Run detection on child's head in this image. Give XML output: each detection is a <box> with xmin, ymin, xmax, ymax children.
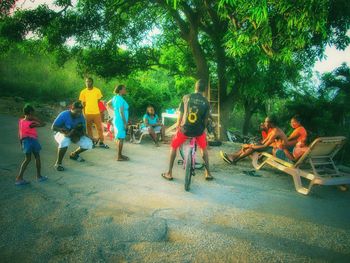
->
<box><xmin>290</xmin><ymin>115</ymin><xmax>302</xmax><ymax>129</ymax></box>
<box><xmin>23</xmin><ymin>104</ymin><xmax>35</xmax><ymax>116</ymax></box>
<box><xmin>259</xmin><ymin>122</ymin><xmax>267</xmax><ymax>131</ymax></box>
<box><xmin>146</xmin><ymin>105</ymin><xmax>155</xmax><ymax>115</ymax></box>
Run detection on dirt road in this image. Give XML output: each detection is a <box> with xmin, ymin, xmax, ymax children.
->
<box><xmin>1</xmin><ymin>114</ymin><xmax>350</xmax><ymax>262</ymax></box>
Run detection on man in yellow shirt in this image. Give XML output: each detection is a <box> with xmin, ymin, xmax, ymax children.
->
<box><xmin>79</xmin><ymin>77</ymin><xmax>109</xmax><ymax>148</ymax></box>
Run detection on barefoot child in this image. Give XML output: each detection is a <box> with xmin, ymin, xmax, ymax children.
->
<box><xmin>16</xmin><ymin>104</ymin><xmax>47</xmax><ymax>185</ymax></box>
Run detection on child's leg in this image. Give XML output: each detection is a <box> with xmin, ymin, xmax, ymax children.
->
<box><xmin>148</xmin><ymin>127</ymin><xmax>159</xmax><ymax>145</ymax></box>
<box><xmin>227</xmin><ymin>149</ymin><xmax>242</xmax><ymax>160</ymax></box>
<box><xmin>284</xmin><ymin>149</ymin><xmax>295</xmax><ymax>161</ymax></box>
<box><xmin>33</xmin><ymin>152</ymin><xmax>42</xmax><ymax>178</ymax></box>
<box><xmin>56</xmin><ymin>147</ymin><xmax>68</xmax><ymax>165</ymax></box>
<box><xmin>17</xmin><ymin>153</ymin><xmax>31</xmax><ymax>181</ymax></box>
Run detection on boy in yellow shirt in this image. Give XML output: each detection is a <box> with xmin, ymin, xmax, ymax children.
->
<box><xmin>79</xmin><ymin>77</ymin><xmax>109</xmax><ymax>148</ymax></box>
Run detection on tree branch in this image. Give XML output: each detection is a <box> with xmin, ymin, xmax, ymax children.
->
<box><xmin>153</xmin><ymin>0</ymin><xmax>190</xmax><ymax>40</ymax></box>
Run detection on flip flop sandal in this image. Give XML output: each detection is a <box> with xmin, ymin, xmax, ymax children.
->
<box><xmin>220</xmin><ymin>151</ymin><xmax>233</xmax><ymax>164</ymax></box>
<box><xmin>69</xmin><ymin>154</ymin><xmax>85</xmax><ymax>162</ymax></box>
<box><xmin>92</xmin><ymin>139</ymin><xmax>100</xmax><ymax>148</ymax></box>
<box><xmin>121</xmin><ymin>155</ymin><xmax>129</xmax><ymax>161</ymax></box>
<box><xmin>205</xmin><ymin>175</ymin><xmax>214</xmax><ymax>181</ymax></box>
<box><xmin>37</xmin><ymin>176</ymin><xmax>48</xmax><ymax>182</ymax></box>
<box><xmin>248</xmin><ymin>170</ymin><xmax>261</xmax><ymax>177</ymax></box>
<box><xmin>161</xmin><ymin>173</ymin><xmax>173</xmax><ymax>181</ymax></box>
<box><xmin>15</xmin><ymin>180</ymin><xmax>30</xmax><ymax>186</ymax></box>
<box><xmin>243</xmin><ymin>170</ymin><xmax>261</xmax><ymax>177</ymax></box>
<box><xmin>54</xmin><ymin>164</ymin><xmax>65</xmax><ymax>171</ymax></box>
<box><xmin>243</xmin><ymin>171</ymin><xmax>250</xmax><ymax>176</ymax></box>
<box><xmin>99</xmin><ymin>143</ymin><xmax>110</xmax><ymax>149</ymax></box>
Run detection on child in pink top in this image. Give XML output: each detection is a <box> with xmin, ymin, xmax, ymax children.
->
<box><xmin>16</xmin><ymin>104</ymin><xmax>47</xmax><ymax>186</ymax></box>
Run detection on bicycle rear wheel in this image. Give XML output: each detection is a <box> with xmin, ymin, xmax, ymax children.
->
<box><xmin>184</xmin><ymin>148</ymin><xmax>193</xmax><ymax>191</ymax></box>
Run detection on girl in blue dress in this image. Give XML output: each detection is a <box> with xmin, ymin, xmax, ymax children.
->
<box><xmin>107</xmin><ymin>85</ymin><xmax>129</xmax><ymax>161</ymax></box>
<box><xmin>141</xmin><ymin>105</ymin><xmax>165</xmax><ymax>146</ymax></box>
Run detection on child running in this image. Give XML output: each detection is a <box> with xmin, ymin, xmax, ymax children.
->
<box><xmin>16</xmin><ymin>104</ymin><xmax>47</xmax><ymax>185</ymax></box>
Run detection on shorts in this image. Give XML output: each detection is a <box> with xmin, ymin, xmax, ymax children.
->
<box><xmin>275</xmin><ymin>149</ymin><xmax>293</xmax><ymax>163</ymax></box>
<box><xmin>54</xmin><ymin>132</ymin><xmax>93</xmax><ymax>149</ymax></box>
<box><xmin>256</xmin><ymin>146</ymin><xmax>273</xmax><ymax>154</ymax></box>
<box><xmin>171</xmin><ymin>130</ymin><xmax>207</xmax><ymax>150</ymax></box>
<box><xmin>21</xmin><ymin>137</ymin><xmax>41</xmax><ymax>154</ymax></box>
<box><xmin>141</xmin><ymin>126</ymin><xmax>162</xmax><ymax>133</ymax></box>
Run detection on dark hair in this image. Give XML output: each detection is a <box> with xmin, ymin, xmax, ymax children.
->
<box><xmin>72</xmin><ymin>101</ymin><xmax>84</xmax><ymax>109</ymax></box>
<box><xmin>23</xmin><ymin>104</ymin><xmax>34</xmax><ymax>115</ymax></box>
<box><xmin>195</xmin><ymin>79</ymin><xmax>207</xmax><ymax>92</ymax></box>
<box><xmin>267</xmin><ymin>115</ymin><xmax>278</xmax><ymax>125</ymax></box>
<box><xmin>114</xmin><ymin>84</ymin><xmax>125</xmax><ymax>94</ymax></box>
<box><xmin>86</xmin><ymin>77</ymin><xmax>93</xmax><ymax>83</ymax></box>
<box><xmin>291</xmin><ymin>115</ymin><xmax>302</xmax><ymax>124</ymax></box>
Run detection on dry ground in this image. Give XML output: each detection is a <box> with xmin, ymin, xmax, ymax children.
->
<box><xmin>1</xmin><ymin>114</ymin><xmax>350</xmax><ymax>263</ymax></box>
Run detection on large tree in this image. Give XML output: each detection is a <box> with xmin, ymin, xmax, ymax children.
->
<box><xmin>1</xmin><ymin>0</ymin><xmax>349</xmax><ymax>135</ymax></box>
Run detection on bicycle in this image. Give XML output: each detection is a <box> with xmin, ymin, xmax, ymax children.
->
<box><xmin>226</xmin><ymin>129</ymin><xmax>260</xmax><ymax>144</ymax></box>
<box><xmin>178</xmin><ymin>138</ymin><xmax>201</xmax><ymax>191</ymax></box>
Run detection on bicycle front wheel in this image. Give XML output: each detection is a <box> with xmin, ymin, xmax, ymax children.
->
<box><xmin>184</xmin><ymin>148</ymin><xmax>193</xmax><ymax>191</ymax></box>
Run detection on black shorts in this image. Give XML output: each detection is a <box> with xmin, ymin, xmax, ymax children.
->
<box><xmin>255</xmin><ymin>146</ymin><xmax>273</xmax><ymax>154</ymax></box>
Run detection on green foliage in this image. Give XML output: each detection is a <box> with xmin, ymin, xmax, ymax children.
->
<box><xmin>220</xmin><ymin>0</ymin><xmax>349</xmax><ymax>62</ymax></box>
<box><xmin>0</xmin><ymin>42</ymin><xmax>193</xmax><ymax>120</ymax></box>
<box><xmin>110</xmin><ymin>69</ymin><xmax>194</xmax><ymax>119</ymax></box>
<box><xmin>0</xmin><ymin>0</ymin><xmax>18</xmax><ymax>17</ymax></box>
<box><xmin>0</xmin><ymin>0</ymin><xmax>349</xmax><ymax>165</ymax></box>
<box><xmin>0</xmin><ymin>41</ymin><xmax>118</xmax><ymax>101</ymax></box>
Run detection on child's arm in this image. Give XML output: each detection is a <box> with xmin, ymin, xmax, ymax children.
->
<box><xmin>30</xmin><ymin>121</ymin><xmax>46</xmax><ymax>128</ymax></box>
<box><xmin>106</xmin><ymin>99</ymin><xmax>113</xmax><ymax>110</ymax></box>
<box><xmin>52</xmin><ymin>125</ymin><xmax>69</xmax><ymax>135</ymax></box>
<box><xmin>29</xmin><ymin>117</ymin><xmax>46</xmax><ymax>128</ymax></box>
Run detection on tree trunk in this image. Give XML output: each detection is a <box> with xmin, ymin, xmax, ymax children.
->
<box><xmin>214</xmin><ymin>39</ymin><xmax>227</xmax><ymax>101</ymax></box>
<box><xmin>187</xmin><ymin>28</ymin><xmax>209</xmax><ymax>85</ymax></box>
<box><xmin>219</xmin><ymin>91</ymin><xmax>235</xmax><ymax>139</ymax></box>
<box><xmin>242</xmin><ymin>101</ymin><xmax>255</xmax><ymax>135</ymax></box>
<box><xmin>165</xmin><ymin>3</ymin><xmax>210</xmax><ymax>86</ymax></box>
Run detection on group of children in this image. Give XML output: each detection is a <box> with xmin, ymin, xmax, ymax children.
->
<box><xmin>15</xmin><ymin>102</ymin><xmax>307</xmax><ymax>185</ymax></box>
<box><xmin>15</xmin><ymin>101</ymin><xmax>166</xmax><ymax>185</ymax></box>
<box><xmin>220</xmin><ymin>115</ymin><xmax>309</xmax><ymax>165</ymax></box>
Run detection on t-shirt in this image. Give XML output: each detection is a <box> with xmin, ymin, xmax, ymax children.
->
<box><xmin>179</xmin><ymin>93</ymin><xmax>209</xmax><ymax>137</ymax></box>
<box><xmin>19</xmin><ymin>119</ymin><xmax>38</xmax><ymax>139</ymax></box>
<box><xmin>79</xmin><ymin>87</ymin><xmax>103</xmax><ymax>114</ymax></box>
<box><xmin>261</xmin><ymin>130</ymin><xmax>268</xmax><ymax>140</ymax></box>
<box><xmin>98</xmin><ymin>101</ymin><xmax>107</xmax><ymax>112</ymax></box>
<box><xmin>112</xmin><ymin>95</ymin><xmax>129</xmax><ymax>124</ymax></box>
<box><xmin>290</xmin><ymin>126</ymin><xmax>307</xmax><ymax>143</ymax></box>
<box><xmin>261</xmin><ymin>128</ymin><xmax>272</xmax><ymax>140</ymax></box>
<box><xmin>141</xmin><ymin>114</ymin><xmax>159</xmax><ymax>128</ymax></box>
<box><xmin>52</xmin><ymin>110</ymin><xmax>86</xmax><ymax>131</ymax></box>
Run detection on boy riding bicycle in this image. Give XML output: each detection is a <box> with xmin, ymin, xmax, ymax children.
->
<box><xmin>161</xmin><ymin>79</ymin><xmax>213</xmax><ymax>181</ymax></box>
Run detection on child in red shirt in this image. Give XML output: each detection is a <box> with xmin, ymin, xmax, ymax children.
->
<box><xmin>16</xmin><ymin>104</ymin><xmax>47</xmax><ymax>185</ymax></box>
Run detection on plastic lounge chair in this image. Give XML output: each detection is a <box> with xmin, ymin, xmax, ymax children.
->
<box><xmin>251</xmin><ymin>136</ymin><xmax>350</xmax><ymax>195</ymax></box>
<box><xmin>132</xmin><ymin>124</ymin><xmax>161</xmax><ymax>144</ymax></box>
